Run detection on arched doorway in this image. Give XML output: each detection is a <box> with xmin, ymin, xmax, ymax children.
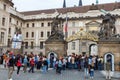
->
<box><xmin>89</xmin><ymin>44</ymin><xmax>98</xmax><ymax>56</ymax></box>
<box><xmin>104</xmin><ymin>53</ymin><xmax>114</xmax><ymax>71</ymax></box>
<box><xmin>48</xmin><ymin>52</ymin><xmax>57</xmax><ymax>59</ymax></box>
<box><xmin>48</xmin><ymin>51</ymin><xmax>57</xmax><ymax>68</ymax></box>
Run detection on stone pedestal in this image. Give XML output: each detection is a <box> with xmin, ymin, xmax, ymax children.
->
<box><xmin>45</xmin><ymin>41</ymin><xmax>67</xmax><ymax>58</ymax></box>
<box><xmin>98</xmin><ymin>41</ymin><xmax>120</xmax><ymax>71</ymax></box>
<box><xmin>45</xmin><ymin>15</ymin><xmax>66</xmax><ymax>58</ymax></box>
<box><xmin>11</xmin><ymin>48</ymin><xmax>22</xmax><ymax>55</ymax></box>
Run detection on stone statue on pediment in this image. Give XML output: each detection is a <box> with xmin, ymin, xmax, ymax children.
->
<box><xmin>12</xmin><ymin>27</ymin><xmax>22</xmax><ymax>42</ymax></box>
<box><xmin>15</xmin><ymin>27</ymin><xmax>21</xmax><ymax>34</ymax></box>
<box><xmin>51</xmin><ymin>14</ymin><xmax>60</xmax><ymax>35</ymax></box>
<box><xmin>46</xmin><ymin>14</ymin><xmax>64</xmax><ymax>42</ymax></box>
<box><xmin>98</xmin><ymin>13</ymin><xmax>116</xmax><ymax>39</ymax></box>
<box><xmin>11</xmin><ymin>27</ymin><xmax>22</xmax><ymax>50</ymax></box>
<box><xmin>89</xmin><ymin>3</ymin><xmax>98</xmax><ymax>10</ymax></box>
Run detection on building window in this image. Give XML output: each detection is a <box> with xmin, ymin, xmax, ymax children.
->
<box><xmin>32</xmin><ymin>32</ymin><xmax>34</xmax><ymax>37</ymax></box>
<box><xmin>26</xmin><ymin>32</ymin><xmax>28</xmax><ymax>38</ymax></box>
<box><xmin>7</xmin><ymin>39</ymin><xmax>11</xmax><ymax>47</ymax></box>
<box><xmin>26</xmin><ymin>23</ymin><xmax>29</xmax><ymax>27</ymax></box>
<box><xmin>30</xmin><ymin>52</ymin><xmax>33</xmax><ymax>55</ymax></box>
<box><xmin>79</xmin><ymin>22</ymin><xmax>84</xmax><ymax>26</ymax></box>
<box><xmin>40</xmin><ymin>42</ymin><xmax>43</xmax><ymax>49</ymax></box>
<box><xmin>48</xmin><ymin>22</ymin><xmax>51</xmax><ymax>26</ymax></box>
<box><xmin>2</xmin><ymin>18</ymin><xmax>5</xmax><ymax>26</ymax></box>
<box><xmin>31</xmin><ymin>41</ymin><xmax>34</xmax><ymax>49</ymax></box>
<box><xmin>17</xmin><ymin>21</ymin><xmax>18</xmax><ymax>25</ymax></box>
<box><xmin>41</xmin><ymin>32</ymin><xmax>44</xmax><ymax>37</ymax></box>
<box><xmin>25</xmin><ymin>42</ymin><xmax>28</xmax><ymax>49</ymax></box>
<box><xmin>9</xmin><ymin>18</ymin><xmax>12</xmax><ymax>23</ymax></box>
<box><xmin>3</xmin><ymin>4</ymin><xmax>6</xmax><ymax>10</ymax></box>
<box><xmin>21</xmin><ymin>23</ymin><xmax>22</xmax><ymax>27</ymax></box>
<box><xmin>32</xmin><ymin>23</ymin><xmax>35</xmax><ymax>27</ymax></box>
<box><xmin>25</xmin><ymin>52</ymin><xmax>27</xmax><ymax>55</ymax></box>
<box><xmin>1</xmin><ymin>32</ymin><xmax>4</xmax><ymax>43</ymax></box>
<box><xmin>82</xmin><ymin>42</ymin><xmax>86</xmax><ymax>46</ymax></box>
<box><xmin>72</xmin><ymin>31</ymin><xmax>75</xmax><ymax>35</ymax></box>
<box><xmin>72</xmin><ymin>42</ymin><xmax>75</xmax><ymax>50</ymax></box>
<box><xmin>8</xmin><ymin>28</ymin><xmax>11</xmax><ymax>34</ymax></box>
<box><xmin>47</xmin><ymin>31</ymin><xmax>50</xmax><ymax>37</ymax></box>
<box><xmin>41</xmin><ymin>23</ymin><xmax>44</xmax><ymax>27</ymax></box>
<box><xmin>72</xmin><ymin>22</ymin><xmax>75</xmax><ymax>27</ymax></box>
<box><xmin>39</xmin><ymin>52</ymin><xmax>43</xmax><ymax>56</ymax></box>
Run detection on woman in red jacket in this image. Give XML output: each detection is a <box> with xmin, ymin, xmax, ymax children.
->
<box><xmin>28</xmin><ymin>58</ymin><xmax>35</xmax><ymax>73</ymax></box>
<box><xmin>16</xmin><ymin>58</ymin><xmax>22</xmax><ymax>75</ymax></box>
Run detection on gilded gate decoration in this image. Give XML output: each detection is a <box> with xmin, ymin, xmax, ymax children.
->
<box><xmin>66</xmin><ymin>28</ymin><xmax>98</xmax><ymax>42</ymax></box>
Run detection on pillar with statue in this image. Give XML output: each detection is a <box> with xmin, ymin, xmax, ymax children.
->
<box><xmin>98</xmin><ymin>10</ymin><xmax>120</xmax><ymax>71</ymax></box>
<box><xmin>11</xmin><ymin>27</ymin><xmax>23</xmax><ymax>55</ymax></box>
<box><xmin>45</xmin><ymin>14</ymin><xmax>67</xmax><ymax>59</ymax></box>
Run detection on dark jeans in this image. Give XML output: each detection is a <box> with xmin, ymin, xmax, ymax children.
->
<box><xmin>90</xmin><ymin>70</ymin><xmax>94</xmax><ymax>77</ymax></box>
<box><xmin>29</xmin><ymin>66</ymin><xmax>34</xmax><ymax>73</ymax></box>
<box><xmin>58</xmin><ymin>67</ymin><xmax>62</xmax><ymax>73</ymax></box>
<box><xmin>17</xmin><ymin>66</ymin><xmax>21</xmax><ymax>74</ymax></box>
<box><xmin>98</xmin><ymin>65</ymin><xmax>102</xmax><ymax>70</ymax></box>
<box><xmin>56</xmin><ymin>67</ymin><xmax>62</xmax><ymax>74</ymax></box>
<box><xmin>72</xmin><ymin>64</ymin><xmax>75</xmax><ymax>69</ymax></box>
<box><xmin>68</xmin><ymin>62</ymin><xmax>72</xmax><ymax>69</ymax></box>
<box><xmin>62</xmin><ymin>64</ymin><xmax>66</xmax><ymax>70</ymax></box>
<box><xmin>42</xmin><ymin>65</ymin><xmax>47</xmax><ymax>73</ymax></box>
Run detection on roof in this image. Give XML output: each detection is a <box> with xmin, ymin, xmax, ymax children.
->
<box><xmin>20</xmin><ymin>2</ymin><xmax>120</xmax><ymax>16</ymax></box>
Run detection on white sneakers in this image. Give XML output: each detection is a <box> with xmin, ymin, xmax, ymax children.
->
<box><xmin>8</xmin><ymin>78</ymin><xmax>12</xmax><ymax>80</ymax></box>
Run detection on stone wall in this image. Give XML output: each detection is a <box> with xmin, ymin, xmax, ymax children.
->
<box><xmin>98</xmin><ymin>41</ymin><xmax>120</xmax><ymax>71</ymax></box>
<box><xmin>45</xmin><ymin>41</ymin><xmax>67</xmax><ymax>58</ymax></box>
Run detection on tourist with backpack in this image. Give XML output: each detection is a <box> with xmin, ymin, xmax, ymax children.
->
<box><xmin>42</xmin><ymin>57</ymin><xmax>48</xmax><ymax>73</ymax></box>
<box><xmin>89</xmin><ymin>60</ymin><xmax>95</xmax><ymax>79</ymax></box>
<box><xmin>84</xmin><ymin>57</ymin><xmax>89</xmax><ymax>78</ymax></box>
<box><xmin>8</xmin><ymin>52</ymin><xmax>15</xmax><ymax>80</ymax></box>
<box><xmin>23</xmin><ymin>56</ymin><xmax>28</xmax><ymax>73</ymax></box>
<box><xmin>57</xmin><ymin>59</ymin><xmax>62</xmax><ymax>74</ymax></box>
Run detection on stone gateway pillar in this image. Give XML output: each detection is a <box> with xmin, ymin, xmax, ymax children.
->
<box><xmin>98</xmin><ymin>13</ymin><xmax>120</xmax><ymax>71</ymax></box>
<box><xmin>45</xmin><ymin>41</ymin><xmax>67</xmax><ymax>58</ymax></box>
<box><xmin>98</xmin><ymin>41</ymin><xmax>120</xmax><ymax>71</ymax></box>
<box><xmin>45</xmin><ymin>14</ymin><xmax>67</xmax><ymax>58</ymax></box>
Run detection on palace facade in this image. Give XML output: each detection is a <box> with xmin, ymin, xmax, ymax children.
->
<box><xmin>0</xmin><ymin>0</ymin><xmax>120</xmax><ymax>56</ymax></box>
<box><xmin>0</xmin><ymin>0</ymin><xmax>120</xmax><ymax>71</ymax></box>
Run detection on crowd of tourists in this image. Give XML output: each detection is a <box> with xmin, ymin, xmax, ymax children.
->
<box><xmin>0</xmin><ymin>51</ymin><xmax>112</xmax><ymax>80</ymax></box>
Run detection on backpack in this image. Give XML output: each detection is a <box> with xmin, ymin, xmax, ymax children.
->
<box><xmin>7</xmin><ymin>58</ymin><xmax>10</xmax><ymax>66</ymax></box>
<box><xmin>24</xmin><ymin>58</ymin><xmax>28</xmax><ymax>64</ymax></box>
<box><xmin>91</xmin><ymin>61</ymin><xmax>94</xmax><ymax>67</ymax></box>
<box><xmin>58</xmin><ymin>61</ymin><xmax>62</xmax><ymax>67</ymax></box>
<box><xmin>88</xmin><ymin>58</ymin><xmax>92</xmax><ymax>65</ymax></box>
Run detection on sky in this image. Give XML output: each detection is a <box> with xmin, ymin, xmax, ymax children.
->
<box><xmin>12</xmin><ymin>0</ymin><xmax>119</xmax><ymax>12</ymax></box>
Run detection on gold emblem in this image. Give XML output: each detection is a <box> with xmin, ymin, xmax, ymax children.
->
<box><xmin>66</xmin><ymin>28</ymin><xmax>98</xmax><ymax>42</ymax></box>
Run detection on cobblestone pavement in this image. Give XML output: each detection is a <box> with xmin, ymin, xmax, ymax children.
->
<box><xmin>0</xmin><ymin>69</ymin><xmax>119</xmax><ymax>80</ymax></box>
